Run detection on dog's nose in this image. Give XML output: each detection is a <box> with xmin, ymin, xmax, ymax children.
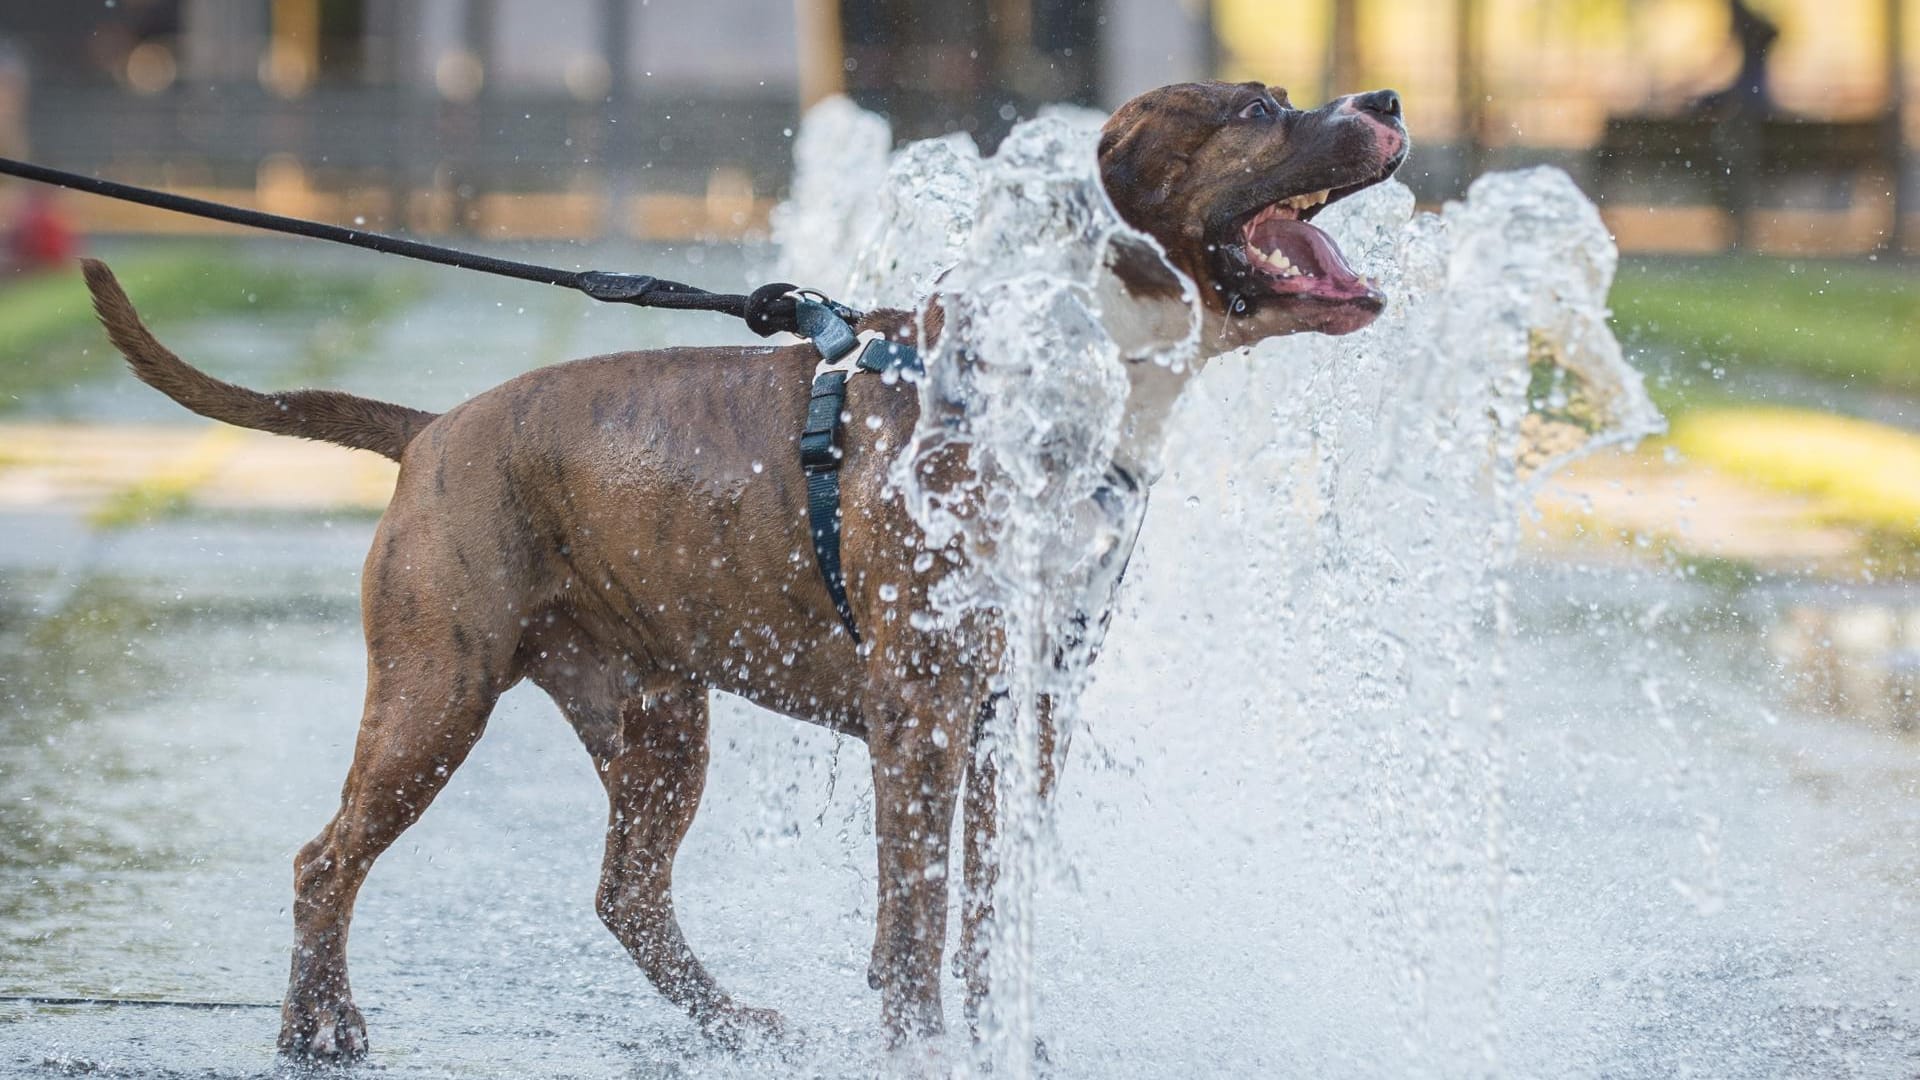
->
<box><xmin>1355</xmin><ymin>89</ymin><xmax>1402</xmax><ymax>120</ymax></box>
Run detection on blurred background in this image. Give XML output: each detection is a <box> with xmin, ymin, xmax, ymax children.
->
<box><xmin>1</xmin><ymin>6</ymin><xmax>1918</xmax><ymax>1076</ymax></box>
<box><xmin>1</xmin><ymin>0</ymin><xmax>1913</xmax><ymax>567</ymax></box>
<box><xmin>0</xmin><ymin>0</ymin><xmax>1912</xmax><ymax>252</ymax></box>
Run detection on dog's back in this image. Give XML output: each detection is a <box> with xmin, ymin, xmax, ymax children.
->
<box><xmin>381</xmin><ymin>343</ymin><xmax>893</xmax><ymax>723</ymax></box>
<box><xmin>86</xmin><ymin>256</ymin><xmax>920</xmax><ymax>727</ymax></box>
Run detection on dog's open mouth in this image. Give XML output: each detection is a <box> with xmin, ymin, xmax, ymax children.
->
<box><xmin>1234</xmin><ymin>180</ymin><xmax>1381</xmax><ymax>305</ymax></box>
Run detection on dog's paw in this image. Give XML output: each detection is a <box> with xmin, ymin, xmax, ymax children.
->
<box><xmin>278</xmin><ymin>999</ymin><xmax>368</xmax><ymax>1061</ymax></box>
<box><xmin>697</xmin><ymin>1002</ymin><xmax>789</xmax><ymax>1051</ymax></box>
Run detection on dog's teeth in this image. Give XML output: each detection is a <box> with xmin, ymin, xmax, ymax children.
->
<box><xmin>1250</xmin><ymin>246</ymin><xmax>1302</xmax><ymax>276</ymax></box>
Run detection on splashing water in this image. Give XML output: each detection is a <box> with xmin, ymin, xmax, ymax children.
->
<box><xmin>770</xmin><ymin>95</ymin><xmax>894</xmax><ymax>296</ymax></box>
<box><xmin>890</xmin><ymin>116</ymin><xmax>1196</xmax><ymax>1073</ymax></box>
<box><xmin>1146</xmin><ymin>167</ymin><xmax>1663</xmax><ymax>1074</ymax></box>
<box><xmin>776</xmin><ymin>103</ymin><xmax>1659</xmax><ymax>1076</ymax></box>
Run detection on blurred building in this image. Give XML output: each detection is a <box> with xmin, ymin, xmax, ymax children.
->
<box><xmin>0</xmin><ymin>0</ymin><xmax>1910</xmax><ymax>252</ymax></box>
<box><xmin>0</xmin><ymin>1</ymin><xmax>804</xmax><ymax>239</ymax></box>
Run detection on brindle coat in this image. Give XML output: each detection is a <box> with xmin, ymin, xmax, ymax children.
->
<box><xmin>80</xmin><ymin>80</ymin><xmax>1406</xmax><ymax>1057</ymax></box>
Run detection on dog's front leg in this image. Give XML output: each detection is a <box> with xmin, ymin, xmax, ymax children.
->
<box><xmin>865</xmin><ymin>680</ymin><xmax>972</xmax><ymax>1042</ymax></box>
<box><xmin>958</xmin><ymin>703</ymin><xmax>997</xmax><ymax>1035</ymax></box>
<box><xmin>958</xmin><ymin>692</ymin><xmax>1066</xmax><ymax>1036</ymax></box>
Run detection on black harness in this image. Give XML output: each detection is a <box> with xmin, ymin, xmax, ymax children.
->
<box><xmin>794</xmin><ymin>302</ymin><xmax>1145</xmax><ymax>653</ymax></box>
<box><xmin>790</xmin><ymin>297</ymin><xmax>923</xmax><ymax>642</ymax></box>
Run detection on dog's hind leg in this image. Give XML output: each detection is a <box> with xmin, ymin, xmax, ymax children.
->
<box><xmin>280</xmin><ymin>643</ymin><xmax>507</xmax><ymax>1058</ymax></box>
<box><xmin>281</xmin><ymin>521</ymin><xmax>520</xmax><ymax>1059</ymax></box>
<box><xmin>590</xmin><ymin>683</ymin><xmax>785</xmax><ymax>1044</ymax></box>
<box><xmin>520</xmin><ymin>610</ymin><xmax>777</xmax><ymax>1044</ymax></box>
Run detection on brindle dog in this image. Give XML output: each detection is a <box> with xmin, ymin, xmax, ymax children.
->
<box><xmin>81</xmin><ymin>80</ymin><xmax>1406</xmax><ymax>1058</ymax></box>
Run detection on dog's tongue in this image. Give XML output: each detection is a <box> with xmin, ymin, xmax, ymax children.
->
<box><xmin>1250</xmin><ymin>216</ymin><xmax>1362</xmax><ymax>287</ymax></box>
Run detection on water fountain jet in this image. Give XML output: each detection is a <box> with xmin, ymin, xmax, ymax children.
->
<box><xmin>775</xmin><ymin>96</ymin><xmax>1661</xmax><ymax>1077</ymax></box>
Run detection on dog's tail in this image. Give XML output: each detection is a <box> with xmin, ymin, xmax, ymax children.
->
<box><xmin>82</xmin><ymin>258</ymin><xmax>438</xmax><ymax>462</ymax></box>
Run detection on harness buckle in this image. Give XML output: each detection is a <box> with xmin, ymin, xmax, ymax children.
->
<box><xmin>813</xmin><ymin>340</ymin><xmax>868</xmax><ymax>382</ymax></box>
<box><xmin>814</xmin><ymin>333</ymin><xmax>924</xmax><ymax>382</ymax></box>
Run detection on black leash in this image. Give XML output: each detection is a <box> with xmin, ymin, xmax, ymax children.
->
<box><xmin>0</xmin><ymin>993</ymin><xmax>280</xmax><ymax>1010</ymax></box>
<box><xmin>0</xmin><ymin>155</ymin><xmax>860</xmax><ymax>337</ymax></box>
<box><xmin>0</xmin><ymin>154</ymin><xmax>918</xmax><ymax>641</ymax></box>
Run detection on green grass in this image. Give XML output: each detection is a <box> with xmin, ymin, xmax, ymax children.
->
<box><xmin>88</xmin><ymin>484</ymin><xmax>195</xmax><ymax>530</ymax></box>
<box><xmin>0</xmin><ymin>247</ymin><xmax>410</xmax><ymax>406</ymax></box>
<box><xmin>1610</xmin><ymin>257</ymin><xmax>1920</xmax><ymax>406</ymax></box>
<box><xmin>1666</xmin><ymin>551</ymin><xmax>1765</xmax><ymax>591</ymax></box>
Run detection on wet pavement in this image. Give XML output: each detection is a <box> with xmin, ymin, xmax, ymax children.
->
<box><xmin>1</xmin><ymin>242</ymin><xmax>1917</xmax><ymax>1077</ymax></box>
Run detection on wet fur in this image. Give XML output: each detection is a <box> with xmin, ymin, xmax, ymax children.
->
<box><xmin>80</xmin><ymin>79</ymin><xmax>1405</xmax><ymax>1058</ymax></box>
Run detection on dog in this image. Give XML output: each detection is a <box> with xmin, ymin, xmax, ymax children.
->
<box><xmin>80</xmin><ymin>80</ymin><xmax>1406</xmax><ymax>1058</ymax></box>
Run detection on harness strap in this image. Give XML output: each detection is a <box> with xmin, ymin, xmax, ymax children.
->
<box><xmin>798</xmin><ymin>321</ymin><xmax>923</xmax><ymax>643</ymax></box>
<box><xmin>802</xmin><ymin>368</ymin><xmax>857</xmax><ymax>637</ymax></box>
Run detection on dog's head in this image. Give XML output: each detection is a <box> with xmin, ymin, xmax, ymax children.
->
<box><xmin>1099</xmin><ymin>80</ymin><xmax>1408</xmax><ymax>344</ymax></box>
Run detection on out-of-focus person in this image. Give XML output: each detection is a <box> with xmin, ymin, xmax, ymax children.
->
<box><xmin>0</xmin><ymin>34</ymin><xmax>77</xmax><ymax>277</ymax></box>
<box><xmin>1689</xmin><ymin>0</ymin><xmax>1782</xmax><ymax>120</ymax></box>
<box><xmin>8</xmin><ymin>188</ymin><xmax>77</xmax><ymax>273</ymax></box>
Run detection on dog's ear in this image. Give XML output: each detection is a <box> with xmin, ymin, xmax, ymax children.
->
<box><xmin>1099</xmin><ymin>98</ymin><xmax>1184</xmax><ymax>215</ymax></box>
<box><xmin>1098</xmin><ymin>83</ymin><xmax>1231</xmax><ymax>225</ymax></box>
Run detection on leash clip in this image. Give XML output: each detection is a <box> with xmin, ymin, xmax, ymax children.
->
<box><xmin>787</xmin><ymin>287</ymin><xmax>865</xmax><ymax>330</ymax></box>
<box><xmin>791</xmin><ymin>295</ymin><xmax>859</xmax><ymax>365</ymax></box>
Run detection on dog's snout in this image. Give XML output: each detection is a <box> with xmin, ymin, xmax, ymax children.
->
<box><xmin>1355</xmin><ymin>89</ymin><xmax>1402</xmax><ymax>120</ymax></box>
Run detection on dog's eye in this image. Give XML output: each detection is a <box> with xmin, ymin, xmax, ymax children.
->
<box><xmin>1238</xmin><ymin>99</ymin><xmax>1274</xmax><ymax>121</ymax></box>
